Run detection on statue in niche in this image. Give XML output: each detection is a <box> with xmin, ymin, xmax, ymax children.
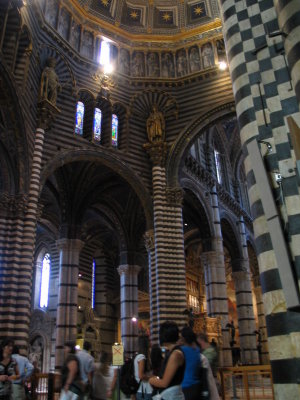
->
<box><xmin>147</xmin><ymin>52</ymin><xmax>159</xmax><ymax>77</ymax></box>
<box><xmin>146</xmin><ymin>105</ymin><xmax>165</xmax><ymax>143</ymax></box>
<box><xmin>70</xmin><ymin>21</ymin><xmax>80</xmax><ymax>51</ymax></box>
<box><xmin>58</xmin><ymin>8</ymin><xmax>70</xmax><ymax>40</ymax></box>
<box><xmin>46</xmin><ymin>0</ymin><xmax>58</xmax><ymax>28</ymax></box>
<box><xmin>132</xmin><ymin>52</ymin><xmax>145</xmax><ymax>77</ymax></box>
<box><xmin>39</xmin><ymin>57</ymin><xmax>61</xmax><ymax>106</ymax></box>
<box><xmin>176</xmin><ymin>50</ymin><xmax>187</xmax><ymax>77</ymax></box>
<box><xmin>189</xmin><ymin>47</ymin><xmax>201</xmax><ymax>72</ymax></box>
<box><xmin>119</xmin><ymin>48</ymin><xmax>130</xmax><ymax>75</ymax></box>
<box><xmin>161</xmin><ymin>52</ymin><xmax>174</xmax><ymax>78</ymax></box>
<box><xmin>202</xmin><ymin>42</ymin><xmax>214</xmax><ymax>68</ymax></box>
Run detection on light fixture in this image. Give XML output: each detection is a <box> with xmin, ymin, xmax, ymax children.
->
<box><xmin>78</xmin><ymin>273</ymin><xmax>82</xmax><ymax>277</ymax></box>
<box><xmin>218</xmin><ymin>61</ymin><xmax>228</xmax><ymax>71</ymax></box>
<box><xmin>184</xmin><ymin>223</ymin><xmax>188</xmax><ymax>226</ymax></box>
<box><xmin>131</xmin><ymin>316</ymin><xmax>137</xmax><ymax>322</ymax></box>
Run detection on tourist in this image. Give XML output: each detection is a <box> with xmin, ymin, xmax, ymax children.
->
<box><xmin>149</xmin><ymin>321</ymin><xmax>185</xmax><ymax>400</ymax></box>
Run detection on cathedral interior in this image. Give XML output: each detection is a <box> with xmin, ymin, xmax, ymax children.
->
<box><xmin>1</xmin><ymin>0</ymin><xmax>300</xmax><ymax>398</ymax></box>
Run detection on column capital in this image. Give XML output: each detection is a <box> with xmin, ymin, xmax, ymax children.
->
<box><xmin>143</xmin><ymin>141</ymin><xmax>169</xmax><ymax>167</ymax></box>
<box><xmin>0</xmin><ymin>193</ymin><xmax>28</xmax><ymax>216</ymax></box>
<box><xmin>144</xmin><ymin>229</ymin><xmax>155</xmax><ymax>252</ymax></box>
<box><xmin>118</xmin><ymin>265</ymin><xmax>142</xmax><ymax>276</ymax></box>
<box><xmin>56</xmin><ymin>238</ymin><xmax>84</xmax><ymax>252</ymax></box>
<box><xmin>37</xmin><ymin>100</ymin><xmax>60</xmax><ymax>130</ymax></box>
<box><xmin>166</xmin><ymin>186</ymin><xmax>183</xmax><ymax>207</ymax></box>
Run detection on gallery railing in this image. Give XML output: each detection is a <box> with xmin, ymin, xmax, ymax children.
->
<box><xmin>219</xmin><ymin>365</ymin><xmax>274</xmax><ymax>400</ymax></box>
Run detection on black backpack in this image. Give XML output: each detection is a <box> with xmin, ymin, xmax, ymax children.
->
<box><xmin>119</xmin><ymin>357</ymin><xmax>140</xmax><ymax>395</ymax></box>
<box><xmin>198</xmin><ymin>355</ymin><xmax>210</xmax><ymax>400</ymax></box>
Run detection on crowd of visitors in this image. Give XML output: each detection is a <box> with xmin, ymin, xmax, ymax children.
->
<box><xmin>59</xmin><ymin>321</ymin><xmax>219</xmax><ymax>400</ymax></box>
<box><xmin>0</xmin><ymin>321</ymin><xmax>219</xmax><ymax>400</ymax></box>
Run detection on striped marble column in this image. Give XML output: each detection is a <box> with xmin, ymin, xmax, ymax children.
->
<box><xmin>94</xmin><ymin>253</ymin><xmax>108</xmax><ymax>319</ymax></box>
<box><xmin>201</xmin><ymin>250</ymin><xmax>232</xmax><ymax>367</ymax></box>
<box><xmin>232</xmin><ymin>268</ymin><xmax>258</xmax><ymax>365</ymax></box>
<box><xmin>145</xmin><ymin>141</ymin><xmax>187</xmax><ymax>339</ymax></box>
<box><xmin>274</xmin><ymin>1</ymin><xmax>300</xmax><ymax>106</ymax></box>
<box><xmin>144</xmin><ymin>229</ymin><xmax>157</xmax><ymax>342</ymax></box>
<box><xmin>253</xmin><ymin>282</ymin><xmax>269</xmax><ymax>365</ymax></box>
<box><xmin>55</xmin><ymin>238</ymin><xmax>83</xmax><ymax>370</ymax></box>
<box><xmin>0</xmin><ymin>194</ymin><xmax>26</xmax><ymax>345</ymax></box>
<box><xmin>232</xmin><ymin>217</ymin><xmax>258</xmax><ymax>364</ymax></box>
<box><xmin>219</xmin><ymin>0</ymin><xmax>300</xmax><ymax>396</ymax></box>
<box><xmin>118</xmin><ymin>264</ymin><xmax>141</xmax><ymax>357</ymax></box>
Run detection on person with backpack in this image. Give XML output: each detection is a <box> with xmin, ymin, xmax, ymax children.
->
<box><xmin>134</xmin><ymin>340</ymin><xmax>153</xmax><ymax>400</ymax></box>
<box><xmin>148</xmin><ymin>321</ymin><xmax>185</xmax><ymax>400</ymax></box>
<box><xmin>118</xmin><ymin>356</ymin><xmax>139</xmax><ymax>399</ymax></box>
<box><xmin>180</xmin><ymin>327</ymin><xmax>219</xmax><ymax>400</ymax></box>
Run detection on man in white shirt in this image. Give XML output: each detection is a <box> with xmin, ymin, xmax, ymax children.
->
<box><xmin>76</xmin><ymin>341</ymin><xmax>94</xmax><ymax>399</ymax></box>
<box><xmin>12</xmin><ymin>346</ymin><xmax>34</xmax><ymax>400</ymax></box>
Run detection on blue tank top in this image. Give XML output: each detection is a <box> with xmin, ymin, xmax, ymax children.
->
<box><xmin>181</xmin><ymin>346</ymin><xmax>201</xmax><ymax>388</ymax></box>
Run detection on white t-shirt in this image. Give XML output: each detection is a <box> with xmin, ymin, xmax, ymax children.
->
<box><xmin>134</xmin><ymin>354</ymin><xmax>153</xmax><ymax>394</ymax></box>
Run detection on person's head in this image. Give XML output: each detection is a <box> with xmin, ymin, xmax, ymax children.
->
<box><xmin>100</xmin><ymin>351</ymin><xmax>109</xmax><ymax>365</ymax></box>
<box><xmin>0</xmin><ymin>338</ymin><xmax>14</xmax><ymax>360</ymax></box>
<box><xmin>83</xmin><ymin>341</ymin><xmax>91</xmax><ymax>352</ymax></box>
<box><xmin>196</xmin><ymin>333</ymin><xmax>209</xmax><ymax>349</ymax></box>
<box><xmin>159</xmin><ymin>321</ymin><xmax>179</xmax><ymax>346</ymax></box>
<box><xmin>64</xmin><ymin>341</ymin><xmax>76</xmax><ymax>355</ymax></box>
<box><xmin>180</xmin><ymin>326</ymin><xmax>196</xmax><ymax>345</ymax></box>
<box><xmin>12</xmin><ymin>345</ymin><xmax>20</xmax><ymax>355</ymax></box>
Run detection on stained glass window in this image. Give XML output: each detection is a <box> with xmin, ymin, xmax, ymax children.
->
<box><xmin>112</xmin><ymin>113</ymin><xmax>118</xmax><ymax>146</ymax></box>
<box><xmin>214</xmin><ymin>149</ymin><xmax>222</xmax><ymax>184</ymax></box>
<box><xmin>75</xmin><ymin>101</ymin><xmax>84</xmax><ymax>135</ymax></box>
<box><xmin>92</xmin><ymin>259</ymin><xmax>95</xmax><ymax>309</ymax></box>
<box><xmin>40</xmin><ymin>253</ymin><xmax>50</xmax><ymax>308</ymax></box>
<box><xmin>93</xmin><ymin>108</ymin><xmax>102</xmax><ymax>142</ymax></box>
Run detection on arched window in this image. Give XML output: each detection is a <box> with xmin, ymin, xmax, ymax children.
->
<box><xmin>93</xmin><ymin>107</ymin><xmax>102</xmax><ymax>142</ymax></box>
<box><xmin>75</xmin><ymin>101</ymin><xmax>84</xmax><ymax>135</ymax></box>
<box><xmin>112</xmin><ymin>113</ymin><xmax>118</xmax><ymax>146</ymax></box>
<box><xmin>214</xmin><ymin>149</ymin><xmax>223</xmax><ymax>184</ymax></box>
<box><xmin>91</xmin><ymin>259</ymin><xmax>95</xmax><ymax>309</ymax></box>
<box><xmin>39</xmin><ymin>253</ymin><xmax>51</xmax><ymax>308</ymax></box>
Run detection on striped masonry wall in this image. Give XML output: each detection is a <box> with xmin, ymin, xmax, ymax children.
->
<box><xmin>55</xmin><ymin>238</ymin><xmax>83</xmax><ymax>370</ymax></box>
<box><xmin>219</xmin><ymin>0</ymin><xmax>300</xmax><ymax>396</ymax></box>
<box><xmin>274</xmin><ymin>0</ymin><xmax>300</xmax><ymax>107</ymax></box>
<box><xmin>118</xmin><ymin>265</ymin><xmax>140</xmax><ymax>356</ymax></box>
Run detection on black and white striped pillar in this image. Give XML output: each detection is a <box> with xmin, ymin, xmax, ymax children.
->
<box><xmin>253</xmin><ymin>279</ymin><xmax>269</xmax><ymax>365</ymax></box>
<box><xmin>144</xmin><ymin>229</ymin><xmax>157</xmax><ymax>342</ymax></box>
<box><xmin>55</xmin><ymin>238</ymin><xmax>83</xmax><ymax>370</ymax></box>
<box><xmin>118</xmin><ymin>264</ymin><xmax>141</xmax><ymax>356</ymax></box>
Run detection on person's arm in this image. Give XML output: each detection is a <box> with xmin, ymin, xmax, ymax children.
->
<box><xmin>149</xmin><ymin>349</ymin><xmax>184</xmax><ymax>389</ymax></box>
<box><xmin>9</xmin><ymin>364</ymin><xmax>20</xmax><ymax>381</ymax></box>
<box><xmin>107</xmin><ymin>368</ymin><xmax>117</xmax><ymax>398</ymax></box>
<box><xmin>64</xmin><ymin>359</ymin><xmax>78</xmax><ymax>391</ymax></box>
<box><xmin>137</xmin><ymin>358</ymin><xmax>149</xmax><ymax>381</ymax></box>
<box><xmin>201</xmin><ymin>355</ymin><xmax>219</xmax><ymax>400</ymax></box>
<box><xmin>24</xmin><ymin>360</ymin><xmax>34</xmax><ymax>381</ymax></box>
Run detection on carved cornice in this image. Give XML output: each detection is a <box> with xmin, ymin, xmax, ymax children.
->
<box><xmin>143</xmin><ymin>141</ymin><xmax>169</xmax><ymax>167</ymax></box>
<box><xmin>166</xmin><ymin>186</ymin><xmax>183</xmax><ymax>207</ymax></box>
<box><xmin>144</xmin><ymin>229</ymin><xmax>155</xmax><ymax>252</ymax></box>
<box><xmin>0</xmin><ymin>193</ymin><xmax>28</xmax><ymax>215</ymax></box>
<box><xmin>37</xmin><ymin>99</ymin><xmax>61</xmax><ymax>130</ymax></box>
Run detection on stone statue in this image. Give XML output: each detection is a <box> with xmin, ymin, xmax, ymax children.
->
<box><xmin>146</xmin><ymin>105</ymin><xmax>165</xmax><ymax>142</ymax></box>
<box><xmin>39</xmin><ymin>58</ymin><xmax>61</xmax><ymax>106</ymax></box>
